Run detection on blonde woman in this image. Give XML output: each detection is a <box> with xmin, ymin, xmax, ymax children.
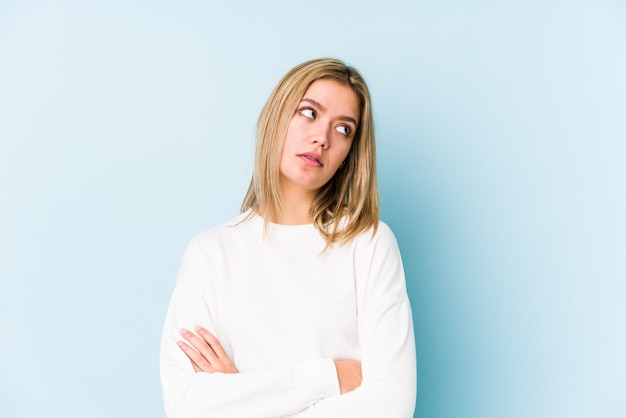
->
<box><xmin>160</xmin><ymin>58</ymin><xmax>417</xmax><ymax>417</ymax></box>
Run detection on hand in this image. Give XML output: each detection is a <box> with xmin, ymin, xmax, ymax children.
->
<box><xmin>177</xmin><ymin>325</ymin><xmax>238</xmax><ymax>374</ymax></box>
<box><xmin>334</xmin><ymin>359</ymin><xmax>362</xmax><ymax>394</ymax></box>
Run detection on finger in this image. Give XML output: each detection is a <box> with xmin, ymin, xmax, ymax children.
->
<box><xmin>194</xmin><ymin>325</ymin><xmax>229</xmax><ymax>360</ymax></box>
<box><xmin>177</xmin><ymin>340</ymin><xmax>213</xmax><ymax>372</ymax></box>
<box><xmin>193</xmin><ymin>326</ymin><xmax>238</xmax><ymax>373</ymax></box>
<box><xmin>186</xmin><ymin>353</ymin><xmax>202</xmax><ymax>373</ymax></box>
<box><xmin>180</xmin><ymin>328</ymin><xmax>219</xmax><ymax>365</ymax></box>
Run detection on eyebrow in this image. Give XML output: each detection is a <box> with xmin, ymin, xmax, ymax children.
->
<box><xmin>301</xmin><ymin>98</ymin><xmax>358</xmax><ymax>126</ymax></box>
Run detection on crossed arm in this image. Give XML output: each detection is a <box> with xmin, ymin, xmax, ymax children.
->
<box><xmin>177</xmin><ymin>325</ymin><xmax>363</xmax><ymax>395</ymax></box>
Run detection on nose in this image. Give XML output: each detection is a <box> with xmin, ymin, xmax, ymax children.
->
<box><xmin>312</xmin><ymin>125</ymin><xmax>331</xmax><ymax>149</ymax></box>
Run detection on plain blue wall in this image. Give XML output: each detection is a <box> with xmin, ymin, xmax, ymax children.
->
<box><xmin>1</xmin><ymin>1</ymin><xmax>624</xmax><ymax>417</ymax></box>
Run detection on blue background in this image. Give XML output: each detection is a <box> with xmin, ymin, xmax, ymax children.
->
<box><xmin>1</xmin><ymin>1</ymin><xmax>624</xmax><ymax>417</ymax></box>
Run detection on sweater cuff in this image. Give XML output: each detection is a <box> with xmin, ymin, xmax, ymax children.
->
<box><xmin>290</xmin><ymin>357</ymin><xmax>340</xmax><ymax>409</ymax></box>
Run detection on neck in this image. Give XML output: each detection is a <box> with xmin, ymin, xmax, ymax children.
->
<box><xmin>273</xmin><ymin>182</ymin><xmax>316</xmax><ymax>225</ymax></box>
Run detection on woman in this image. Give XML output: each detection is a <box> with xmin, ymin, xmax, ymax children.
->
<box><xmin>160</xmin><ymin>58</ymin><xmax>416</xmax><ymax>417</ymax></box>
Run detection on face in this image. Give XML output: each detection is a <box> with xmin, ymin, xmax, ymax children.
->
<box><xmin>279</xmin><ymin>78</ymin><xmax>360</xmax><ymax>198</ymax></box>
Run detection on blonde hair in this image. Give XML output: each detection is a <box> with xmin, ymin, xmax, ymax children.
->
<box><xmin>241</xmin><ymin>58</ymin><xmax>379</xmax><ymax>245</ymax></box>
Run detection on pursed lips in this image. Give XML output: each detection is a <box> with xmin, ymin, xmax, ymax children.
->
<box><xmin>297</xmin><ymin>152</ymin><xmax>324</xmax><ymax>167</ymax></box>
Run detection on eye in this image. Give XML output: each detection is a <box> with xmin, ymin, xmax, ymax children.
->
<box><xmin>336</xmin><ymin>125</ymin><xmax>352</xmax><ymax>136</ymax></box>
<box><xmin>299</xmin><ymin>107</ymin><xmax>316</xmax><ymax>119</ymax></box>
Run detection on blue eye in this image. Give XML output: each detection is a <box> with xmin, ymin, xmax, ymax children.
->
<box><xmin>300</xmin><ymin>107</ymin><xmax>316</xmax><ymax>119</ymax></box>
<box><xmin>336</xmin><ymin>125</ymin><xmax>351</xmax><ymax>136</ymax></box>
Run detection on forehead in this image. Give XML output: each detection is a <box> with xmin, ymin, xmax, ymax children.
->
<box><xmin>302</xmin><ymin>79</ymin><xmax>360</xmax><ymax>122</ymax></box>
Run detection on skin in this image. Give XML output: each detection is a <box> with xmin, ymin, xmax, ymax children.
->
<box><xmin>178</xmin><ymin>79</ymin><xmax>363</xmax><ymax>394</ymax></box>
<box><xmin>276</xmin><ymin>78</ymin><xmax>359</xmax><ymax>224</ymax></box>
<box><xmin>177</xmin><ymin>326</ymin><xmax>237</xmax><ymax>374</ymax></box>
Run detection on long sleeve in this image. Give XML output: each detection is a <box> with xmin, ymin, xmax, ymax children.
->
<box><xmin>288</xmin><ymin>223</ymin><xmax>417</xmax><ymax>417</ymax></box>
<box><xmin>160</xmin><ymin>237</ymin><xmax>340</xmax><ymax>418</ymax></box>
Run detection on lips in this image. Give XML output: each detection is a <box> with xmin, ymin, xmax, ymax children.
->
<box><xmin>297</xmin><ymin>152</ymin><xmax>323</xmax><ymax>167</ymax></box>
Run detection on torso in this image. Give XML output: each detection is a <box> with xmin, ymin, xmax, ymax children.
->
<box><xmin>195</xmin><ymin>213</ymin><xmax>363</xmax><ymax>372</ymax></box>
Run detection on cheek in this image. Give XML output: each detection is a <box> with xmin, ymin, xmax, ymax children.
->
<box><xmin>282</xmin><ymin>124</ymin><xmax>302</xmax><ymax>150</ymax></box>
<box><xmin>339</xmin><ymin>141</ymin><xmax>354</xmax><ymax>160</ymax></box>
<box><xmin>280</xmin><ymin>126</ymin><xmax>297</xmax><ymax>155</ymax></box>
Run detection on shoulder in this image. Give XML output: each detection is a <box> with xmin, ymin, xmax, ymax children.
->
<box><xmin>187</xmin><ymin>211</ymin><xmax>259</xmax><ymax>252</ymax></box>
<box><xmin>351</xmin><ymin>220</ymin><xmax>398</xmax><ymax>247</ymax></box>
<box><xmin>374</xmin><ymin>220</ymin><xmax>397</xmax><ymax>242</ymax></box>
<box><xmin>350</xmin><ymin>221</ymin><xmax>408</xmax><ymax>294</ymax></box>
<box><xmin>338</xmin><ymin>220</ymin><xmax>402</xmax><ymax>263</ymax></box>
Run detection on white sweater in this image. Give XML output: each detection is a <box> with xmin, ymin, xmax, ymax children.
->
<box><xmin>160</xmin><ymin>212</ymin><xmax>416</xmax><ymax>418</ymax></box>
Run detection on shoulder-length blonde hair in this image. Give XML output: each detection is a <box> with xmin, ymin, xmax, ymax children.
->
<box><xmin>241</xmin><ymin>57</ymin><xmax>378</xmax><ymax>246</ymax></box>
